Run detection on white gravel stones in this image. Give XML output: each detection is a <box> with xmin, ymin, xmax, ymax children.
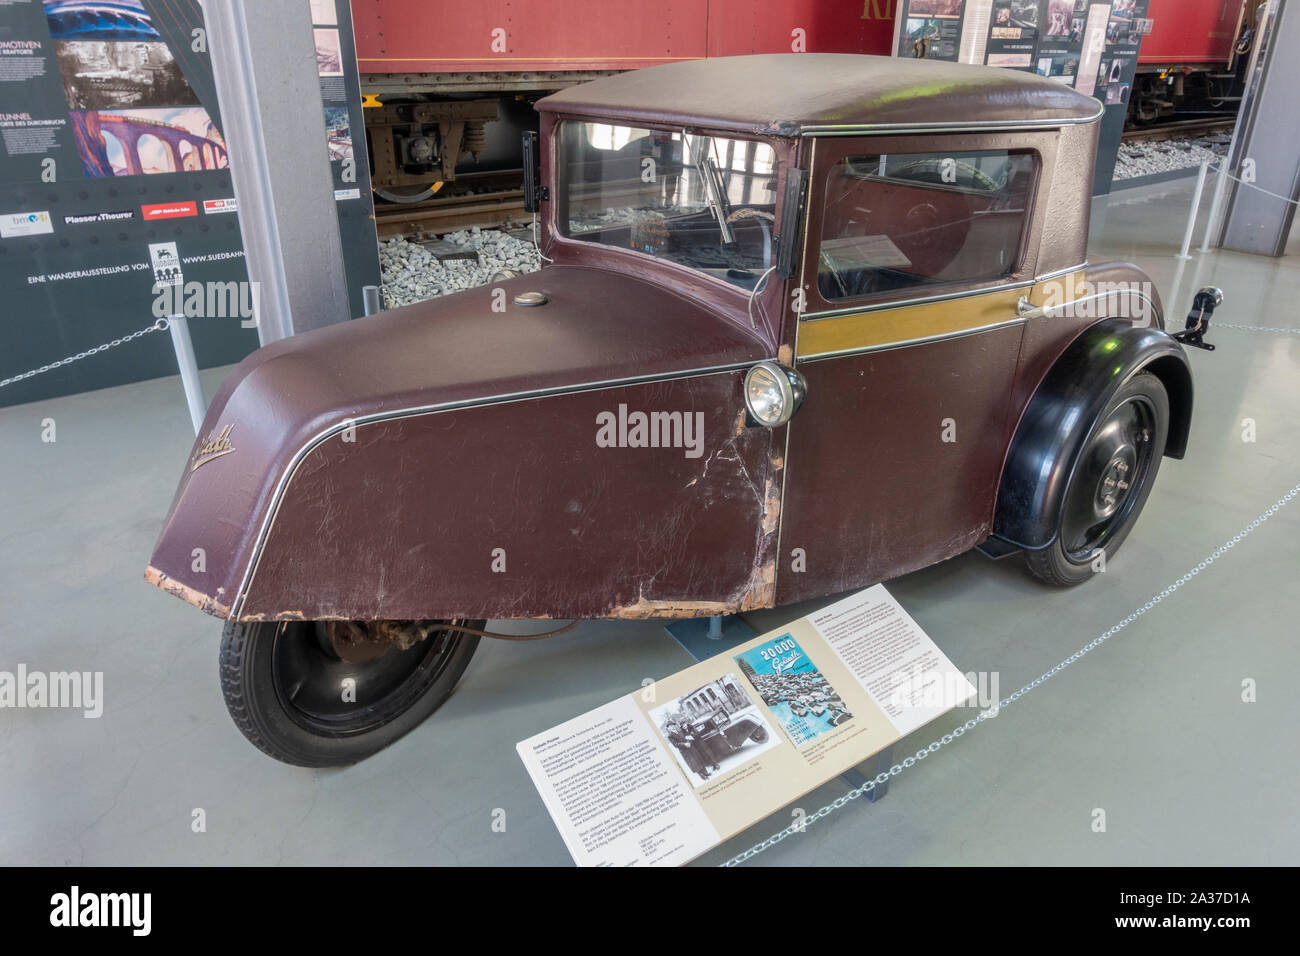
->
<box><xmin>1114</xmin><ymin>131</ymin><xmax>1232</xmax><ymax>181</ymax></box>
<box><xmin>379</xmin><ymin>226</ymin><xmax>542</xmax><ymax>308</ymax></box>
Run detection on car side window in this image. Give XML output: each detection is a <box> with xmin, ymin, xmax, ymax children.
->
<box><xmin>817</xmin><ymin>149</ymin><xmax>1038</xmax><ymax>302</ymax></box>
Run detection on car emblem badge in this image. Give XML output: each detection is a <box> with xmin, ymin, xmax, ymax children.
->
<box><xmin>191</xmin><ymin>424</ymin><xmax>236</xmax><ymax>471</ymax></box>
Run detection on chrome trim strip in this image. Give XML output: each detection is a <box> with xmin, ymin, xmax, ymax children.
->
<box><xmin>1034</xmin><ymin>261</ymin><xmax>1089</xmax><ymax>283</ymax></box>
<box><xmin>800</xmin><ymin>279</ymin><xmax>1036</xmax><ymax>322</ymax></box>
<box><xmin>795</xmin><ymin>264</ymin><xmax>1090</xmax><ymax>322</ymax></box>
<box><xmin>798</xmin><ymin>107</ymin><xmax>1105</xmax><ymax>137</ymax></box>
<box><xmin>1016</xmin><ymin>289</ymin><xmax>1161</xmax><ymax>322</ymax></box>
<box><xmin>230</xmin><ymin>360</ymin><xmax>757</xmax><ymax>619</ymax></box>
<box><xmin>798</xmin><ymin>317</ymin><xmax>1026</xmax><ymax>362</ymax></box>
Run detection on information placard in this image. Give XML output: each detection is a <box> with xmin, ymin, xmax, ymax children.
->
<box><xmin>518</xmin><ymin>585</ymin><xmax>978</xmax><ymax>866</ymax></box>
<box><xmin>894</xmin><ymin>1</ymin><xmax>969</xmax><ymax>62</ymax></box>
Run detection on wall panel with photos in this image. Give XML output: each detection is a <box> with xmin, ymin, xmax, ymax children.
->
<box><xmin>0</xmin><ymin>0</ymin><xmax>380</xmax><ymax>409</ymax></box>
<box><xmin>892</xmin><ymin>0</ymin><xmax>1152</xmax><ymax>194</ymax></box>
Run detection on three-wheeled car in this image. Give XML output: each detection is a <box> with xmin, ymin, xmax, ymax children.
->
<box><xmin>146</xmin><ymin>54</ymin><xmax>1210</xmax><ymax>766</ymax></box>
<box><xmin>692</xmin><ymin>710</ymin><xmax>770</xmax><ymax>767</ymax></box>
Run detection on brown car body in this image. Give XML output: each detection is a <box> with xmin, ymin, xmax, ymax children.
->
<box><xmin>146</xmin><ymin>54</ymin><xmax>1191</xmax><ymax>625</ymax></box>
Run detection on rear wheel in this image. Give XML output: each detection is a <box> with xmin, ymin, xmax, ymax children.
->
<box><xmin>219</xmin><ymin>619</ymin><xmax>481</xmax><ymax>767</ymax></box>
<box><xmin>1026</xmin><ymin>372</ymin><xmax>1169</xmax><ymax>587</ymax></box>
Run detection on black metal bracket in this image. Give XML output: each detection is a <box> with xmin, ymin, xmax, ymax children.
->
<box><xmin>1172</xmin><ymin>287</ymin><xmax>1222</xmax><ymax>352</ymax></box>
<box><xmin>521</xmin><ymin>131</ymin><xmax>548</xmax><ymax>212</ymax></box>
<box><xmin>1172</xmin><ymin>325</ymin><xmax>1215</xmax><ymax>351</ymax></box>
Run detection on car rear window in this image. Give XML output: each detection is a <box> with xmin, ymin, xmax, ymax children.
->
<box><xmin>817</xmin><ymin>149</ymin><xmax>1038</xmax><ymax>302</ymax></box>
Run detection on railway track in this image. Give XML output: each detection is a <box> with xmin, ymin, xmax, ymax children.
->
<box><xmin>1122</xmin><ymin>118</ymin><xmax>1236</xmax><ymax>143</ymax></box>
<box><xmin>374</xmin><ymin>168</ymin><xmax>527</xmax><ymax>238</ymax></box>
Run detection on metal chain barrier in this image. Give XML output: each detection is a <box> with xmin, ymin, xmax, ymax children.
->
<box><xmin>0</xmin><ymin>318</ymin><xmax>170</xmax><ymax>390</ymax></box>
<box><xmin>1208</xmin><ymin>161</ymin><xmax>1300</xmax><ymax>208</ymax></box>
<box><xmin>720</xmin><ymin>481</ymin><xmax>1300</xmax><ymax>866</ymax></box>
<box><xmin>1216</xmin><ymin>324</ymin><xmax>1300</xmax><ymax>334</ymax></box>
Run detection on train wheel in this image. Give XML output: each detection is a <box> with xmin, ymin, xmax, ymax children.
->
<box><xmin>374</xmin><ymin>183</ymin><xmax>443</xmax><ymax>204</ymax></box>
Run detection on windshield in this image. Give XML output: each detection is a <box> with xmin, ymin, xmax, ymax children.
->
<box><xmin>559</xmin><ymin>122</ymin><xmax>780</xmax><ymax>291</ymax></box>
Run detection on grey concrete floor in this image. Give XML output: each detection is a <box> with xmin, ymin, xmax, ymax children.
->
<box><xmin>1</xmin><ymin>176</ymin><xmax>1297</xmax><ymax>866</ymax></box>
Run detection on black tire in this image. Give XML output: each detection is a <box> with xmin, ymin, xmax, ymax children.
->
<box><xmin>749</xmin><ymin>724</ymin><xmax>769</xmax><ymax>744</ymax></box>
<box><xmin>1026</xmin><ymin>372</ymin><xmax>1169</xmax><ymax>587</ymax></box>
<box><xmin>219</xmin><ymin>619</ymin><xmax>481</xmax><ymax>767</ymax></box>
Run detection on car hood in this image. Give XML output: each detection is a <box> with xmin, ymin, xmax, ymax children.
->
<box><xmin>145</xmin><ymin>265</ymin><xmax>770</xmax><ymax>616</ymax></box>
<box><xmin>223</xmin><ymin>264</ymin><xmax>769</xmax><ymax>415</ymax></box>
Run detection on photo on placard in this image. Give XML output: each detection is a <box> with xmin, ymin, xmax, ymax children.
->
<box><xmin>44</xmin><ymin>0</ymin><xmax>160</xmax><ymax>41</ymax></box>
<box><xmin>905</xmin><ymin>0</ymin><xmax>963</xmax><ymax>17</ymax></box>
<box><xmin>1105</xmin><ymin>18</ymin><xmax>1140</xmax><ymax>45</ymax></box>
<box><xmin>314</xmin><ymin>27</ymin><xmax>344</xmax><ymax>76</ymax></box>
<box><xmin>734</xmin><ymin>635</ymin><xmax>853</xmax><ymax>748</ymax></box>
<box><xmin>309</xmin><ymin>0</ymin><xmax>338</xmax><ymax>26</ymax></box>
<box><xmin>69</xmin><ymin>107</ymin><xmax>227</xmax><ymax>177</ymax></box>
<box><xmin>987</xmin><ymin>52</ymin><xmax>1033</xmax><ymax>67</ymax></box>
<box><xmin>53</xmin><ymin>40</ymin><xmax>200</xmax><ymax>110</ymax></box>
<box><xmin>1005</xmin><ymin>0</ymin><xmax>1039</xmax><ymax>29</ymax></box>
<box><xmin>324</xmin><ymin>106</ymin><xmax>353</xmax><ymax>161</ymax></box>
<box><xmin>904</xmin><ymin>17</ymin><xmax>943</xmax><ymax>58</ymax></box>
<box><xmin>648</xmin><ymin>674</ymin><xmax>780</xmax><ymax>788</ymax></box>
<box><xmin>1106</xmin><ymin>81</ymin><xmax>1131</xmax><ymax>105</ymax></box>
<box><xmin>1044</xmin><ymin>0</ymin><xmax>1074</xmax><ymax>36</ymax></box>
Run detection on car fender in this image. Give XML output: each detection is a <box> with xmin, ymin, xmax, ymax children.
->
<box><xmin>992</xmin><ymin>319</ymin><xmax>1192</xmax><ymax>550</ymax></box>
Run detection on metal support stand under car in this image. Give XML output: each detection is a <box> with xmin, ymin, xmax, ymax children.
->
<box><xmin>665</xmin><ymin>615</ymin><xmax>894</xmax><ymax>803</ymax></box>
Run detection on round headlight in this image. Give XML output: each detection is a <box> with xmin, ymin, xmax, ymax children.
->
<box><xmin>744</xmin><ymin>361</ymin><xmax>799</xmax><ymax>427</ymax></box>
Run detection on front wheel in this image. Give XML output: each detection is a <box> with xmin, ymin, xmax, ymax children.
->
<box><xmin>1026</xmin><ymin>372</ymin><xmax>1169</xmax><ymax>587</ymax></box>
<box><xmin>219</xmin><ymin>619</ymin><xmax>482</xmax><ymax>767</ymax></box>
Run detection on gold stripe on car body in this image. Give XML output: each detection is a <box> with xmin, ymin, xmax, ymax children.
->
<box><xmin>796</xmin><ymin>272</ymin><xmax>1085</xmax><ymax>361</ymax></box>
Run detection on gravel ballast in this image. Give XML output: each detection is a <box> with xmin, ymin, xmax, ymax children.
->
<box><xmin>379</xmin><ymin>226</ymin><xmax>542</xmax><ymax>309</ymax></box>
<box><xmin>1114</xmin><ymin>130</ymin><xmax>1232</xmax><ymax>181</ymax></box>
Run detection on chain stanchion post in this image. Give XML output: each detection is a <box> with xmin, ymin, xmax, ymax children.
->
<box><xmin>166</xmin><ymin>315</ymin><xmax>206</xmax><ymax>435</ymax></box>
<box><xmin>1177</xmin><ymin>159</ymin><xmax>1209</xmax><ymax>260</ymax></box>
<box><xmin>1201</xmin><ymin>160</ymin><xmax>1229</xmax><ymax>253</ymax></box>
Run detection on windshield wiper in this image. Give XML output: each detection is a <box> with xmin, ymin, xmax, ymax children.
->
<box><xmin>687</xmin><ymin>131</ymin><xmax>734</xmax><ymax>245</ymax></box>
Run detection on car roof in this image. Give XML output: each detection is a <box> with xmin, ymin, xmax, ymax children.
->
<box><xmin>536</xmin><ymin>53</ymin><xmax>1103</xmax><ymax>137</ymax></box>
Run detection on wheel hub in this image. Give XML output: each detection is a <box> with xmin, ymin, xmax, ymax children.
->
<box><xmin>1059</xmin><ymin>397</ymin><xmax>1156</xmax><ymax>562</ymax></box>
<box><xmin>1093</xmin><ymin>447</ymin><xmax>1136</xmax><ymax>520</ymax></box>
<box><xmin>272</xmin><ymin>620</ymin><xmax>463</xmax><ymax>736</ymax></box>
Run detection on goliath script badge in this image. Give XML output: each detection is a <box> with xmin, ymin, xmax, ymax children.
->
<box><xmin>191</xmin><ymin>424</ymin><xmax>235</xmax><ymax>471</ymax></box>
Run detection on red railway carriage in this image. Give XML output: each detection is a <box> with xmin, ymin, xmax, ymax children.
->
<box><xmin>351</xmin><ymin>0</ymin><xmax>1254</xmax><ymax>199</ymax></box>
<box><xmin>351</xmin><ymin>0</ymin><xmax>894</xmax><ymax>73</ymax></box>
<box><xmin>350</xmin><ymin>0</ymin><xmax>894</xmax><ymax>199</ymax></box>
<box><xmin>1139</xmin><ymin>0</ymin><xmax>1248</xmax><ymax>68</ymax></box>
<box><xmin>1133</xmin><ymin>0</ymin><xmax>1253</xmax><ymax>122</ymax></box>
